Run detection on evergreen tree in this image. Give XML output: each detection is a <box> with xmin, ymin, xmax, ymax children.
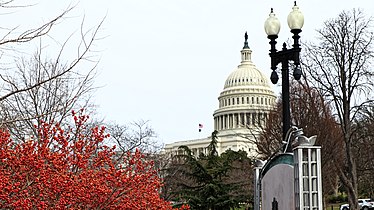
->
<box><xmin>164</xmin><ymin>131</ymin><xmax>253</xmax><ymax>210</ymax></box>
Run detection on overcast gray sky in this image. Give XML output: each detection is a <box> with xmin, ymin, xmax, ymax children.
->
<box><xmin>5</xmin><ymin>0</ymin><xmax>374</xmax><ymax>145</ymax></box>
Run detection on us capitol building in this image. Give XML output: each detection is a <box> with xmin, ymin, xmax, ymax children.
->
<box><xmin>163</xmin><ymin>34</ymin><xmax>276</xmax><ymax>158</ymax></box>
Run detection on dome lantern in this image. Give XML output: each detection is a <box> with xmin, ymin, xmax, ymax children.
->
<box><xmin>240</xmin><ymin>32</ymin><xmax>252</xmax><ymax>65</ymax></box>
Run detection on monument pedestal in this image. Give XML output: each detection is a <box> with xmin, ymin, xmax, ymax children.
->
<box><xmin>253</xmin><ymin>130</ymin><xmax>323</xmax><ymax>209</ymax></box>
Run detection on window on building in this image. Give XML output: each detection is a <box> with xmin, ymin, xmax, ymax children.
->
<box><xmin>237</xmin><ymin>98</ymin><xmax>239</xmax><ymax>104</ymax></box>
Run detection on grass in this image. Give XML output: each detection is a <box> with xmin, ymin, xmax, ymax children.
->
<box><xmin>326</xmin><ymin>203</ymin><xmax>342</xmax><ymax>210</ymax></box>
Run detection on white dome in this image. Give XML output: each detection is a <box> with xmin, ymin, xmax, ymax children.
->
<box><xmin>224</xmin><ymin>63</ymin><xmax>271</xmax><ymax>89</ymax></box>
<box><xmin>213</xmin><ymin>35</ymin><xmax>276</xmax><ymax>133</ymax></box>
<box><xmin>221</xmin><ymin>45</ymin><xmax>273</xmax><ymax>93</ymax></box>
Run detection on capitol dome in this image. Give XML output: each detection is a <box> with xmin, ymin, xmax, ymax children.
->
<box><xmin>222</xmin><ymin>35</ymin><xmax>273</xmax><ymax>92</ymax></box>
<box><xmin>224</xmin><ymin>57</ymin><xmax>271</xmax><ymax>89</ymax></box>
<box><xmin>164</xmin><ymin>33</ymin><xmax>277</xmax><ymax>158</ymax></box>
<box><xmin>213</xmin><ymin>33</ymin><xmax>276</xmax><ymax>133</ymax></box>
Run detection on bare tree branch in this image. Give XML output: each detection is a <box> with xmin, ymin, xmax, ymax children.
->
<box><xmin>303</xmin><ymin>9</ymin><xmax>374</xmax><ymax>209</ymax></box>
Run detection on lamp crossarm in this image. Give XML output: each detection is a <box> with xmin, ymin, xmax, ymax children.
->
<box><xmin>269</xmin><ymin>47</ymin><xmax>301</xmax><ymax>71</ymax></box>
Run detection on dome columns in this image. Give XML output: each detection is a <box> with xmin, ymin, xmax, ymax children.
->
<box><xmin>241</xmin><ymin>49</ymin><xmax>252</xmax><ymax>64</ymax></box>
<box><xmin>214</xmin><ymin>111</ymin><xmax>267</xmax><ymax>131</ymax></box>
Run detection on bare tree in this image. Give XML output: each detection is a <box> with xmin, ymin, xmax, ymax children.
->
<box><xmin>254</xmin><ymin>105</ymin><xmax>282</xmax><ymax>159</ymax></box>
<box><xmin>353</xmin><ymin>105</ymin><xmax>374</xmax><ymax>198</ymax></box>
<box><xmin>0</xmin><ymin>50</ymin><xmax>98</xmax><ymax>141</ymax></box>
<box><xmin>0</xmin><ymin>3</ymin><xmax>71</xmax><ymax>48</ymax></box>
<box><xmin>303</xmin><ymin>9</ymin><xmax>374</xmax><ymax>209</ymax></box>
<box><xmin>106</xmin><ymin>120</ymin><xmax>161</xmax><ymax>154</ymax></box>
<box><xmin>0</xmin><ymin>3</ymin><xmax>104</xmax><ymax>141</ymax></box>
<box><xmin>291</xmin><ymin>81</ymin><xmax>344</xmax><ymax>205</ymax></box>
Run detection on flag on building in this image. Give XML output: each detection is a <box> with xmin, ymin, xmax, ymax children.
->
<box><xmin>198</xmin><ymin>124</ymin><xmax>203</xmax><ymax>132</ymax></box>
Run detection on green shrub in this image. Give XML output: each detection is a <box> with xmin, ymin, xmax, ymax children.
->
<box><xmin>327</xmin><ymin>193</ymin><xmax>348</xmax><ymax>203</ymax></box>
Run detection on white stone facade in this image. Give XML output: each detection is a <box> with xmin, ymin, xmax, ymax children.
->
<box><xmin>163</xmin><ymin>35</ymin><xmax>276</xmax><ymax>158</ymax></box>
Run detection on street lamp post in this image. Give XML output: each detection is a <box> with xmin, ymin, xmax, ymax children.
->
<box><xmin>264</xmin><ymin>1</ymin><xmax>304</xmax><ymax>152</ymax></box>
